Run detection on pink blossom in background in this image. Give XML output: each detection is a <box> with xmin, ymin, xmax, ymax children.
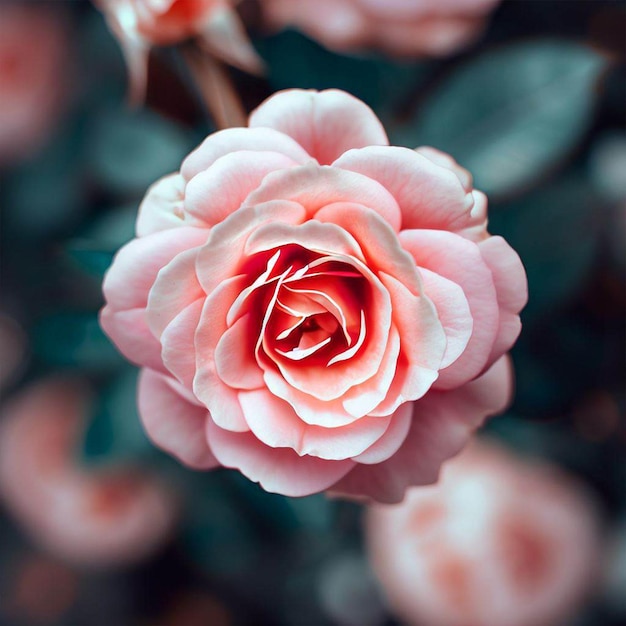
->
<box><xmin>101</xmin><ymin>88</ymin><xmax>527</xmax><ymax>502</ymax></box>
<box><xmin>0</xmin><ymin>378</ymin><xmax>176</xmax><ymax>568</ymax></box>
<box><xmin>96</xmin><ymin>0</ymin><xmax>263</xmax><ymax>102</ymax></box>
<box><xmin>367</xmin><ymin>441</ymin><xmax>602</xmax><ymax>626</ymax></box>
<box><xmin>260</xmin><ymin>0</ymin><xmax>501</xmax><ymax>58</ymax></box>
<box><xmin>0</xmin><ymin>4</ymin><xmax>68</xmax><ymax>166</ymax></box>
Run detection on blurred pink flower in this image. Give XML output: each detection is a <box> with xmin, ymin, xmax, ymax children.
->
<box><xmin>0</xmin><ymin>378</ymin><xmax>176</xmax><ymax>568</ymax></box>
<box><xmin>0</xmin><ymin>4</ymin><xmax>68</xmax><ymax>165</ymax></box>
<box><xmin>96</xmin><ymin>0</ymin><xmax>263</xmax><ymax>103</ymax></box>
<box><xmin>260</xmin><ymin>0</ymin><xmax>501</xmax><ymax>57</ymax></box>
<box><xmin>367</xmin><ymin>441</ymin><xmax>602</xmax><ymax>626</ymax></box>
<box><xmin>101</xmin><ymin>89</ymin><xmax>526</xmax><ymax>501</ymax></box>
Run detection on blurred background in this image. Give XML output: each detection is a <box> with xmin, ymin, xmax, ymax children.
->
<box><xmin>0</xmin><ymin>1</ymin><xmax>624</xmax><ymax>625</ymax></box>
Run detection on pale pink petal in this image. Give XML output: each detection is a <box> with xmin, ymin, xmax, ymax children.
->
<box><xmin>206</xmin><ymin>418</ymin><xmax>355</xmax><ymax>496</ymax></box>
<box><xmin>136</xmin><ymin>173</ymin><xmax>187</xmax><ymax>236</ymax></box>
<box><xmin>195</xmin><ymin>201</ymin><xmax>306</xmax><ymax>296</ymax></box>
<box><xmin>242</xmin><ymin>163</ymin><xmax>402</xmax><ymax>230</ymax></box>
<box><xmin>240</xmin><ymin>389</ymin><xmax>393</xmax><ymax>460</ymax></box>
<box><xmin>419</xmin><ymin>267</ymin><xmax>473</xmax><ymax>369</ymax></box>
<box><xmin>351</xmin><ymin>401</ymin><xmax>412</xmax><ymax>464</ymax></box>
<box><xmin>333</xmin><ymin>146</ymin><xmax>474</xmax><ymax>232</ymax></box>
<box><xmin>103</xmin><ymin>227</ymin><xmax>208</xmax><ymax>312</ymax></box>
<box><xmin>193</xmin><ymin>275</ymin><xmax>250</xmax><ymax>432</ymax></box>
<box><xmin>138</xmin><ymin>368</ymin><xmax>217</xmax><ymax>469</ymax></box>
<box><xmin>184</xmin><ymin>150</ymin><xmax>299</xmax><ymax>226</ymax></box>
<box><xmin>214</xmin><ymin>314</ymin><xmax>264</xmax><ymax>390</ymax></box>
<box><xmin>314</xmin><ymin>203</ymin><xmax>418</xmax><ymax>287</ymax></box>
<box><xmin>249</xmin><ymin>89</ymin><xmax>388</xmax><ymax>165</ymax></box>
<box><xmin>181</xmin><ymin>127</ymin><xmax>310</xmax><ymax>181</ymax></box>
<box><xmin>330</xmin><ymin>356</ymin><xmax>513</xmax><ymax>503</ymax></box>
<box><xmin>456</xmin><ymin>189</ymin><xmax>489</xmax><ymax>242</ymax></box>
<box><xmin>100</xmin><ymin>306</ymin><xmax>166</xmax><ymax>372</ymax></box>
<box><xmin>479</xmin><ymin>236</ymin><xmax>527</xmax><ymax>364</ymax></box>
<box><xmin>415</xmin><ymin>146</ymin><xmax>472</xmax><ymax>191</ymax></box>
<box><xmin>147</xmin><ymin>247</ymin><xmax>205</xmax><ymax>339</ymax></box>
<box><xmin>161</xmin><ymin>299</ymin><xmax>204</xmax><ymax>388</ymax></box>
<box><xmin>400</xmin><ymin>229</ymin><xmax>499</xmax><ymax>390</ymax></box>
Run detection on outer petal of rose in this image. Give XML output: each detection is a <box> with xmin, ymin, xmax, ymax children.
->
<box><xmin>100</xmin><ymin>306</ymin><xmax>166</xmax><ymax>372</ymax></box>
<box><xmin>419</xmin><ymin>267</ymin><xmax>473</xmax><ymax>369</ymax></box>
<box><xmin>351</xmin><ymin>401</ymin><xmax>412</xmax><ymax>464</ymax></box>
<box><xmin>138</xmin><ymin>368</ymin><xmax>218</xmax><ymax>469</ymax></box>
<box><xmin>147</xmin><ymin>248</ymin><xmax>205</xmax><ymax>339</ymax></box>
<box><xmin>194</xmin><ymin>275</ymin><xmax>250</xmax><ymax>432</ymax></box>
<box><xmin>198</xmin><ymin>5</ymin><xmax>265</xmax><ymax>75</ymax></box>
<box><xmin>161</xmin><ymin>299</ymin><xmax>204</xmax><ymax>388</ymax></box>
<box><xmin>103</xmin><ymin>227</ymin><xmax>208</xmax><ymax>312</ymax></box>
<box><xmin>206</xmin><ymin>418</ymin><xmax>355</xmax><ymax>497</ymax></box>
<box><xmin>415</xmin><ymin>146</ymin><xmax>472</xmax><ymax>191</ymax></box>
<box><xmin>242</xmin><ymin>163</ymin><xmax>402</xmax><ymax>231</ymax></box>
<box><xmin>240</xmin><ymin>388</ymin><xmax>393</xmax><ymax>460</ymax></box>
<box><xmin>185</xmin><ymin>151</ymin><xmax>298</xmax><ymax>226</ymax></box>
<box><xmin>181</xmin><ymin>127</ymin><xmax>310</xmax><ymax>181</ymax></box>
<box><xmin>456</xmin><ymin>190</ymin><xmax>489</xmax><ymax>242</ymax></box>
<box><xmin>479</xmin><ymin>236</ymin><xmax>527</xmax><ymax>363</ymax></box>
<box><xmin>329</xmin><ymin>356</ymin><xmax>513</xmax><ymax>503</ymax></box>
<box><xmin>314</xmin><ymin>203</ymin><xmax>419</xmax><ymax>290</ymax></box>
<box><xmin>195</xmin><ymin>200</ymin><xmax>306</xmax><ymax>296</ymax></box>
<box><xmin>136</xmin><ymin>173</ymin><xmax>187</xmax><ymax>236</ymax></box>
<box><xmin>333</xmin><ymin>146</ymin><xmax>474</xmax><ymax>232</ymax></box>
<box><xmin>400</xmin><ymin>229</ymin><xmax>499</xmax><ymax>390</ymax></box>
<box><xmin>249</xmin><ymin>89</ymin><xmax>388</xmax><ymax>165</ymax></box>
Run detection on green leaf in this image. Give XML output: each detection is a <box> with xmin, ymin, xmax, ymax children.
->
<box><xmin>81</xmin><ymin>368</ymin><xmax>153</xmax><ymax>466</ymax></box>
<box><xmin>397</xmin><ymin>40</ymin><xmax>609</xmax><ymax>199</ymax></box>
<box><xmin>88</xmin><ymin>109</ymin><xmax>193</xmax><ymax>195</ymax></box>
<box><xmin>33</xmin><ymin>312</ymin><xmax>124</xmax><ymax>372</ymax></box>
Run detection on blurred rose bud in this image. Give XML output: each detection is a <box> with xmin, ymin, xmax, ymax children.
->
<box><xmin>95</xmin><ymin>0</ymin><xmax>263</xmax><ymax>103</ymax></box>
<box><xmin>366</xmin><ymin>440</ymin><xmax>602</xmax><ymax>626</ymax></box>
<box><xmin>260</xmin><ymin>0</ymin><xmax>501</xmax><ymax>58</ymax></box>
<box><xmin>0</xmin><ymin>378</ymin><xmax>177</xmax><ymax>568</ymax></box>
<box><xmin>0</xmin><ymin>4</ymin><xmax>69</xmax><ymax>166</ymax></box>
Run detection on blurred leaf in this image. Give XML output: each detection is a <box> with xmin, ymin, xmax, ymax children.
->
<box><xmin>489</xmin><ymin>174</ymin><xmax>603</xmax><ymax>322</ymax></box>
<box><xmin>397</xmin><ymin>40</ymin><xmax>609</xmax><ymax>199</ymax></box>
<box><xmin>88</xmin><ymin>109</ymin><xmax>193</xmax><ymax>195</ymax></box>
<box><xmin>33</xmin><ymin>312</ymin><xmax>124</xmax><ymax>372</ymax></box>
<box><xmin>81</xmin><ymin>368</ymin><xmax>153</xmax><ymax>466</ymax></box>
<box><xmin>256</xmin><ymin>30</ymin><xmax>427</xmax><ymax>112</ymax></box>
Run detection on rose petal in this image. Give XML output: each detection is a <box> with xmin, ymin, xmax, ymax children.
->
<box><xmin>136</xmin><ymin>173</ymin><xmax>188</xmax><ymax>236</ymax></box>
<box><xmin>138</xmin><ymin>368</ymin><xmax>217</xmax><ymax>469</ymax></box>
<box><xmin>206</xmin><ymin>418</ymin><xmax>355</xmax><ymax>496</ymax></box>
<box><xmin>249</xmin><ymin>89</ymin><xmax>388</xmax><ymax>164</ymax></box>
<box><xmin>181</xmin><ymin>127</ymin><xmax>310</xmax><ymax>181</ymax></box>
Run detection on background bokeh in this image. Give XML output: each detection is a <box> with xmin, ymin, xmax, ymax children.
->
<box><xmin>0</xmin><ymin>1</ymin><xmax>624</xmax><ymax>625</ymax></box>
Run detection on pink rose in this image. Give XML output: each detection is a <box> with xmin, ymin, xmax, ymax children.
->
<box><xmin>260</xmin><ymin>0</ymin><xmax>501</xmax><ymax>58</ymax></box>
<box><xmin>0</xmin><ymin>378</ymin><xmax>176</xmax><ymax>567</ymax></box>
<box><xmin>96</xmin><ymin>0</ymin><xmax>262</xmax><ymax>102</ymax></box>
<box><xmin>366</xmin><ymin>441</ymin><xmax>602</xmax><ymax>626</ymax></box>
<box><xmin>0</xmin><ymin>4</ymin><xmax>68</xmax><ymax>165</ymax></box>
<box><xmin>101</xmin><ymin>89</ymin><xmax>527</xmax><ymax>501</ymax></box>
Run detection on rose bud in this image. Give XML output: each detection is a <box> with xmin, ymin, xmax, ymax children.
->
<box><xmin>259</xmin><ymin>0</ymin><xmax>501</xmax><ymax>58</ymax></box>
<box><xmin>0</xmin><ymin>3</ymin><xmax>68</xmax><ymax>166</ymax></box>
<box><xmin>366</xmin><ymin>441</ymin><xmax>603</xmax><ymax>626</ymax></box>
<box><xmin>100</xmin><ymin>88</ymin><xmax>527</xmax><ymax>501</ymax></box>
<box><xmin>95</xmin><ymin>0</ymin><xmax>263</xmax><ymax>103</ymax></box>
<box><xmin>0</xmin><ymin>378</ymin><xmax>176</xmax><ymax>568</ymax></box>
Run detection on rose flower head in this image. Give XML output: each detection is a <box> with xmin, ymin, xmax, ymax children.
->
<box><xmin>366</xmin><ymin>441</ymin><xmax>603</xmax><ymax>626</ymax></box>
<box><xmin>101</xmin><ymin>89</ymin><xmax>527</xmax><ymax>501</ymax></box>
<box><xmin>0</xmin><ymin>378</ymin><xmax>176</xmax><ymax>568</ymax></box>
<box><xmin>96</xmin><ymin>0</ymin><xmax>263</xmax><ymax>103</ymax></box>
<box><xmin>260</xmin><ymin>0</ymin><xmax>501</xmax><ymax>58</ymax></box>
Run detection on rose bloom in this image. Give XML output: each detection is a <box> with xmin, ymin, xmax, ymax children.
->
<box><xmin>260</xmin><ymin>0</ymin><xmax>501</xmax><ymax>58</ymax></box>
<box><xmin>101</xmin><ymin>89</ymin><xmax>527</xmax><ymax>501</ymax></box>
<box><xmin>0</xmin><ymin>3</ymin><xmax>68</xmax><ymax>165</ymax></box>
<box><xmin>96</xmin><ymin>0</ymin><xmax>262</xmax><ymax>102</ymax></box>
<box><xmin>0</xmin><ymin>378</ymin><xmax>176</xmax><ymax>567</ymax></box>
<box><xmin>367</xmin><ymin>441</ymin><xmax>602</xmax><ymax>626</ymax></box>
